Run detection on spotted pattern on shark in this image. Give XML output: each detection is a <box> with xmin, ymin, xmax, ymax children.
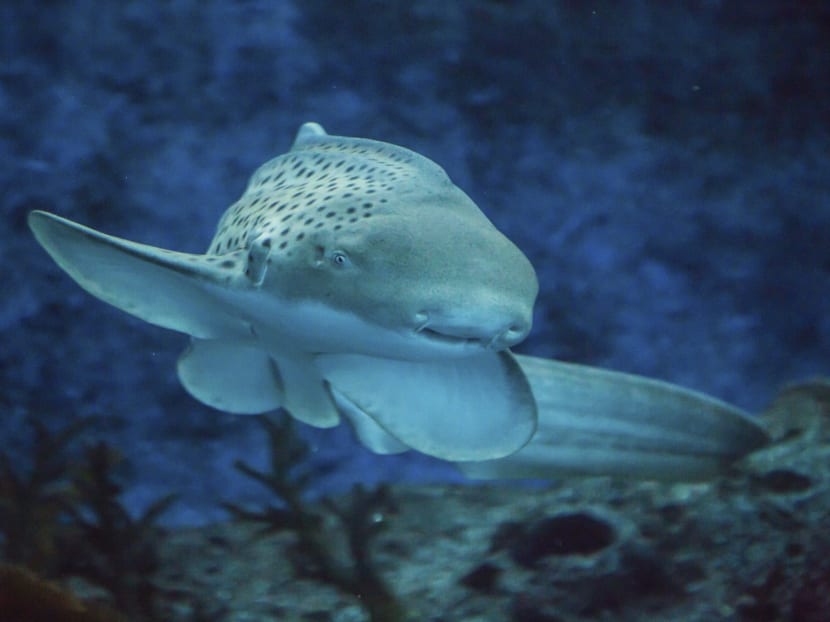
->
<box><xmin>208</xmin><ymin>128</ymin><xmax>427</xmax><ymax>261</ymax></box>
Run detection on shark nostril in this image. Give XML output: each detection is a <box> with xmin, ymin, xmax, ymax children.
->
<box><xmin>499</xmin><ymin>323</ymin><xmax>528</xmax><ymax>346</ymax></box>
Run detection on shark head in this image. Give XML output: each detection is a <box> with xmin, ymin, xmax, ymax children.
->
<box><xmin>209</xmin><ymin>123</ymin><xmax>538</xmax><ymax>360</ymax></box>
<box><xmin>28</xmin><ymin>122</ymin><xmax>539</xmax><ymax>461</ymax></box>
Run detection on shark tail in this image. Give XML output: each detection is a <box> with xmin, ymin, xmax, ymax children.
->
<box><xmin>458</xmin><ymin>354</ymin><xmax>769</xmax><ymax>482</ymax></box>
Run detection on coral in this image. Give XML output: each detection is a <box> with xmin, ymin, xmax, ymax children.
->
<box><xmin>224</xmin><ymin>415</ymin><xmax>411</xmax><ymax>622</ymax></box>
<box><xmin>0</xmin><ymin>417</ymin><xmax>91</xmax><ymax>573</ymax></box>
<box><xmin>0</xmin><ymin>417</ymin><xmax>181</xmax><ymax>619</ymax></box>
<box><xmin>0</xmin><ymin>417</ymin><xmax>192</xmax><ymax>620</ymax></box>
<box><xmin>59</xmin><ymin>441</ymin><xmax>177</xmax><ymax>622</ymax></box>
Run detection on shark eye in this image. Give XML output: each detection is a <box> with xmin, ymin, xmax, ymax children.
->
<box><xmin>330</xmin><ymin>250</ymin><xmax>351</xmax><ymax>268</ymax></box>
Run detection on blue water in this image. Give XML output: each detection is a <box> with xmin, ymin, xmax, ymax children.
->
<box><xmin>2</xmin><ymin>1</ymin><xmax>828</xmax><ymax>525</ymax></box>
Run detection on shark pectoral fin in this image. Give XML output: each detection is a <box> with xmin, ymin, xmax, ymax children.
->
<box><xmin>328</xmin><ymin>386</ymin><xmax>410</xmax><ymax>454</ymax></box>
<box><xmin>177</xmin><ymin>338</ymin><xmax>284</xmax><ymax>414</ymax></box>
<box><xmin>458</xmin><ymin>355</ymin><xmax>770</xmax><ymax>482</ymax></box>
<box><xmin>276</xmin><ymin>353</ymin><xmax>340</xmax><ymax>428</ymax></box>
<box><xmin>316</xmin><ymin>351</ymin><xmax>537</xmax><ymax>461</ymax></box>
<box><xmin>28</xmin><ymin>211</ymin><xmax>246</xmax><ymax>339</ymax></box>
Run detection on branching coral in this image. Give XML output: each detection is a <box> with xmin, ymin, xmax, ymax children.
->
<box><xmin>59</xmin><ymin>441</ymin><xmax>177</xmax><ymax>621</ymax></box>
<box><xmin>224</xmin><ymin>415</ymin><xmax>412</xmax><ymax>622</ymax></box>
<box><xmin>0</xmin><ymin>420</ymin><xmax>180</xmax><ymax>620</ymax></box>
<box><xmin>0</xmin><ymin>417</ymin><xmax>91</xmax><ymax>573</ymax></box>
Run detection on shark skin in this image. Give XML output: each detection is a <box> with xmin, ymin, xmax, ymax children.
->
<box><xmin>28</xmin><ymin>123</ymin><xmax>539</xmax><ymax>462</ymax></box>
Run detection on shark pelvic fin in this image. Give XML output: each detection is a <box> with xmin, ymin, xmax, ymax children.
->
<box><xmin>177</xmin><ymin>338</ymin><xmax>284</xmax><ymax>414</ymax></box>
<box><xmin>317</xmin><ymin>351</ymin><xmax>537</xmax><ymax>461</ymax></box>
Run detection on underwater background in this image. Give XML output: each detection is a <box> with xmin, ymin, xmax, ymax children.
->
<box><xmin>1</xmin><ymin>2</ymin><xmax>830</xmax><ymax>620</ymax></box>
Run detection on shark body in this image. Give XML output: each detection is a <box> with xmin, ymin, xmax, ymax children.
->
<box><xmin>29</xmin><ymin>122</ymin><xmax>769</xmax><ymax>479</ymax></box>
<box><xmin>29</xmin><ymin>123</ymin><xmax>538</xmax><ymax>461</ymax></box>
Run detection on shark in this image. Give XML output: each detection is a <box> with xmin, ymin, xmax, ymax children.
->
<box><xmin>29</xmin><ymin>122</ymin><xmax>769</xmax><ymax>479</ymax></box>
<box><xmin>29</xmin><ymin>122</ymin><xmax>539</xmax><ymax>462</ymax></box>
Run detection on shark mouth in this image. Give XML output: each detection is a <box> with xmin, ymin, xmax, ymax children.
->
<box><xmin>414</xmin><ymin>316</ymin><xmax>501</xmax><ymax>350</ymax></box>
<box><xmin>418</xmin><ymin>327</ymin><xmax>488</xmax><ymax>347</ymax></box>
